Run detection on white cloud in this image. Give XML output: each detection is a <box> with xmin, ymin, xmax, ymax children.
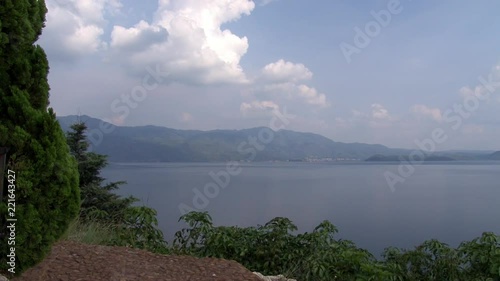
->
<box><xmin>71</xmin><ymin>0</ymin><xmax>121</xmax><ymax>22</ymax></box>
<box><xmin>240</xmin><ymin>100</ymin><xmax>279</xmax><ymax>116</ymax></box>
<box><xmin>260</xmin><ymin>82</ymin><xmax>329</xmax><ymax>108</ymax></box>
<box><xmin>257</xmin><ymin>60</ymin><xmax>329</xmax><ymax>108</ymax></box>
<box><xmin>411</xmin><ymin>104</ymin><xmax>442</xmax><ymax>122</ymax></box>
<box><xmin>261</xmin><ymin>59</ymin><xmax>313</xmax><ymax>83</ymax></box>
<box><xmin>297</xmin><ymin>85</ymin><xmax>329</xmax><ymax>107</ymax></box>
<box><xmin>109</xmin><ymin>0</ymin><xmax>255</xmax><ymax>85</ymax></box>
<box><xmin>262</xmin><ymin>82</ymin><xmax>295</xmax><ymax>97</ymax></box>
<box><xmin>40</xmin><ymin>0</ymin><xmax>120</xmax><ymax>61</ymax></box>
<box><xmin>110</xmin><ymin>21</ymin><xmax>167</xmax><ymax>52</ymax></box>
<box><xmin>369</xmin><ymin>103</ymin><xmax>395</xmax><ymax>128</ymax></box>
<box><xmin>371</xmin><ymin>103</ymin><xmax>391</xmax><ymax>120</ymax></box>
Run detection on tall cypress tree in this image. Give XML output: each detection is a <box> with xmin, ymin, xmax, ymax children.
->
<box><xmin>0</xmin><ymin>0</ymin><xmax>80</xmax><ymax>275</ymax></box>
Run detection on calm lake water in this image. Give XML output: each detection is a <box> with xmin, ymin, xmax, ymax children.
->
<box><xmin>101</xmin><ymin>161</ymin><xmax>500</xmax><ymax>256</ymax></box>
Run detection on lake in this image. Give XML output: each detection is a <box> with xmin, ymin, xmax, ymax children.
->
<box><xmin>101</xmin><ymin>161</ymin><xmax>500</xmax><ymax>257</ymax></box>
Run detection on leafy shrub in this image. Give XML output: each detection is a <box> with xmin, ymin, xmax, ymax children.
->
<box><xmin>459</xmin><ymin>232</ymin><xmax>500</xmax><ymax>280</ymax></box>
<box><xmin>173</xmin><ymin>212</ymin><xmax>500</xmax><ymax>281</ymax></box>
<box><xmin>173</xmin><ymin>211</ymin><xmax>394</xmax><ymax>281</ymax></box>
<box><xmin>383</xmin><ymin>232</ymin><xmax>500</xmax><ymax>281</ymax></box>
<box><xmin>114</xmin><ymin>206</ymin><xmax>169</xmax><ymax>254</ymax></box>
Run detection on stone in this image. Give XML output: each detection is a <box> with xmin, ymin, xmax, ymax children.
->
<box><xmin>252</xmin><ymin>272</ymin><xmax>297</xmax><ymax>281</ymax></box>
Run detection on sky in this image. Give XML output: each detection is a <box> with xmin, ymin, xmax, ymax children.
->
<box><xmin>38</xmin><ymin>0</ymin><xmax>500</xmax><ymax>150</ymax></box>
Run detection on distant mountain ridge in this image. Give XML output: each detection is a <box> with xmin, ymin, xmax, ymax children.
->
<box><xmin>57</xmin><ymin>115</ymin><xmax>499</xmax><ymax>163</ymax></box>
<box><xmin>57</xmin><ymin>115</ymin><xmax>405</xmax><ymax>162</ymax></box>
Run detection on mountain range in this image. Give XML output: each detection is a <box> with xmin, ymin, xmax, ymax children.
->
<box><xmin>57</xmin><ymin>115</ymin><xmax>499</xmax><ymax>163</ymax></box>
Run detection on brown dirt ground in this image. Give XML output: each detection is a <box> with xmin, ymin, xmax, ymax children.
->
<box><xmin>10</xmin><ymin>241</ymin><xmax>263</xmax><ymax>281</ymax></box>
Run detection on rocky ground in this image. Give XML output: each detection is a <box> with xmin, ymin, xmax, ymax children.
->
<box><xmin>4</xmin><ymin>241</ymin><xmax>296</xmax><ymax>281</ymax></box>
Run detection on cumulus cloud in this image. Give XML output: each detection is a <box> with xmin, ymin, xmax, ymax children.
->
<box><xmin>342</xmin><ymin>107</ymin><xmax>392</xmax><ymax>125</ymax></box>
<box><xmin>297</xmin><ymin>85</ymin><xmax>329</xmax><ymax>107</ymax></box>
<box><xmin>411</xmin><ymin>104</ymin><xmax>442</xmax><ymax>122</ymax></box>
<box><xmin>261</xmin><ymin>59</ymin><xmax>313</xmax><ymax>83</ymax></box>
<box><xmin>371</xmin><ymin>103</ymin><xmax>391</xmax><ymax>120</ymax></box>
<box><xmin>257</xmin><ymin>60</ymin><xmax>329</xmax><ymax>108</ymax></box>
<box><xmin>262</xmin><ymin>82</ymin><xmax>295</xmax><ymax>97</ymax></box>
<box><xmin>41</xmin><ymin>0</ymin><xmax>330</xmax><ymax>127</ymax></box>
<box><xmin>368</xmin><ymin>103</ymin><xmax>396</xmax><ymax>129</ymax></box>
<box><xmin>108</xmin><ymin>0</ymin><xmax>255</xmax><ymax>85</ymax></box>
<box><xmin>110</xmin><ymin>21</ymin><xmax>168</xmax><ymax>52</ymax></box>
<box><xmin>260</xmin><ymin>82</ymin><xmax>329</xmax><ymax>108</ymax></box>
<box><xmin>240</xmin><ymin>100</ymin><xmax>279</xmax><ymax>116</ymax></box>
<box><xmin>40</xmin><ymin>0</ymin><xmax>121</xmax><ymax>61</ymax></box>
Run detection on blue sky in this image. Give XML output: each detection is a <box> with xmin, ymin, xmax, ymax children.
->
<box><xmin>38</xmin><ymin>0</ymin><xmax>500</xmax><ymax>150</ymax></box>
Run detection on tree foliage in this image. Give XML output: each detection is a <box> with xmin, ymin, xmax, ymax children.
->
<box><xmin>173</xmin><ymin>212</ymin><xmax>392</xmax><ymax>280</ymax></box>
<box><xmin>0</xmin><ymin>0</ymin><xmax>80</xmax><ymax>275</ymax></box>
<box><xmin>66</xmin><ymin>122</ymin><xmax>136</xmax><ymax>223</ymax></box>
<box><xmin>65</xmin><ymin>121</ymin><xmax>169</xmax><ymax>254</ymax></box>
<box><xmin>173</xmin><ymin>211</ymin><xmax>500</xmax><ymax>281</ymax></box>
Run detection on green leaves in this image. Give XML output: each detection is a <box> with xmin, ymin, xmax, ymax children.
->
<box><xmin>381</xmin><ymin>232</ymin><xmax>500</xmax><ymax>281</ymax></box>
<box><xmin>171</xmin><ymin>211</ymin><xmax>500</xmax><ymax>281</ymax></box>
<box><xmin>114</xmin><ymin>206</ymin><xmax>169</xmax><ymax>254</ymax></box>
<box><xmin>172</xmin><ymin>211</ymin><xmax>394</xmax><ymax>281</ymax></box>
<box><xmin>0</xmin><ymin>2</ymin><xmax>81</xmax><ymax>276</ymax></box>
<box><xmin>64</xmin><ymin>122</ymin><xmax>169</xmax><ymax>255</ymax></box>
<box><xmin>458</xmin><ymin>232</ymin><xmax>500</xmax><ymax>280</ymax></box>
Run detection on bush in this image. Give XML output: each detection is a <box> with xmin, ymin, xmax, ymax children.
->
<box><xmin>172</xmin><ymin>211</ymin><xmax>393</xmax><ymax>281</ymax></box>
<box><xmin>173</xmin><ymin>211</ymin><xmax>500</xmax><ymax>281</ymax></box>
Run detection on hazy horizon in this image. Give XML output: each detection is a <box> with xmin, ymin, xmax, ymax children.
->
<box><xmin>58</xmin><ymin>114</ymin><xmax>499</xmax><ymax>152</ymax></box>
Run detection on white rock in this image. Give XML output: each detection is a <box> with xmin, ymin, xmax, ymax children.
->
<box><xmin>252</xmin><ymin>272</ymin><xmax>297</xmax><ymax>281</ymax></box>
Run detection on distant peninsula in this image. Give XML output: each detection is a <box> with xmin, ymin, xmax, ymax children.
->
<box><xmin>365</xmin><ymin>154</ymin><xmax>456</xmax><ymax>162</ymax></box>
<box><xmin>366</xmin><ymin>150</ymin><xmax>500</xmax><ymax>162</ymax></box>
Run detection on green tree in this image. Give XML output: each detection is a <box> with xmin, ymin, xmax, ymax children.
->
<box><xmin>0</xmin><ymin>0</ymin><xmax>80</xmax><ymax>275</ymax></box>
<box><xmin>66</xmin><ymin>121</ymin><xmax>169</xmax><ymax>253</ymax></box>
<box><xmin>173</xmin><ymin>211</ymin><xmax>396</xmax><ymax>281</ymax></box>
<box><xmin>66</xmin><ymin>122</ymin><xmax>136</xmax><ymax>223</ymax></box>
